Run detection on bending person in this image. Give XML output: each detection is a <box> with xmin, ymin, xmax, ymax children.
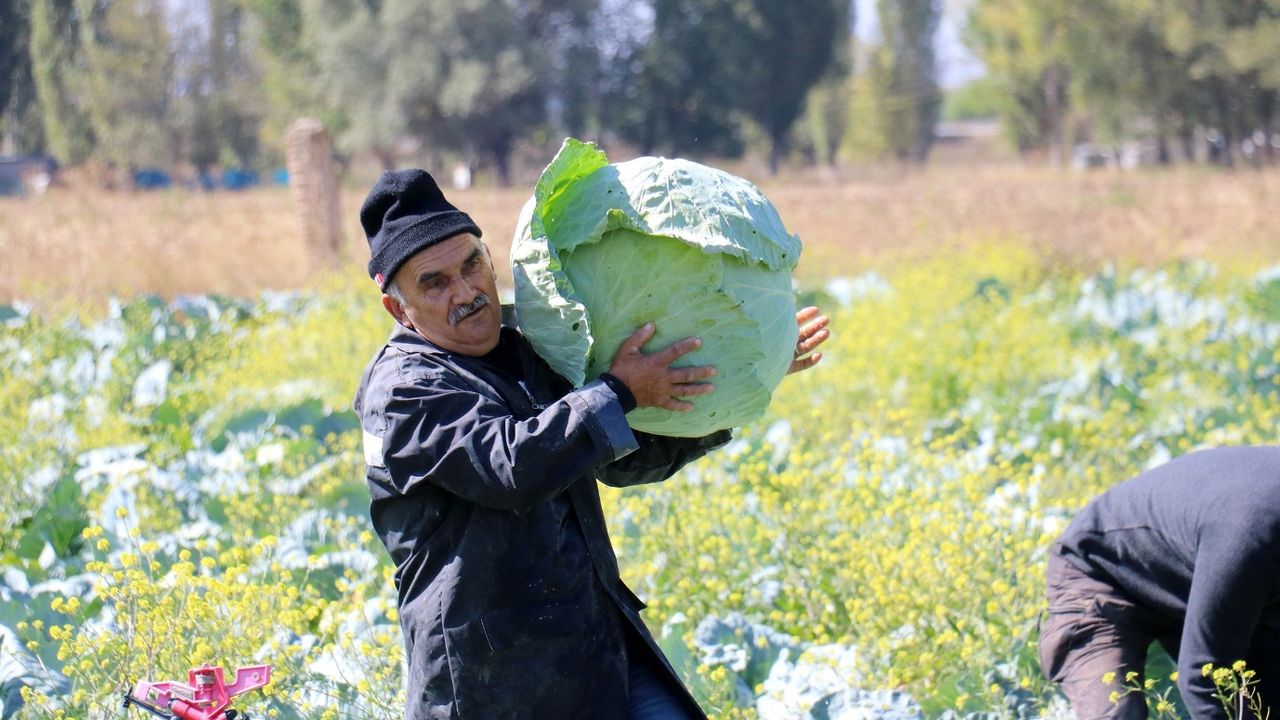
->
<box><xmin>1041</xmin><ymin>446</ymin><xmax>1280</xmax><ymax>720</ymax></box>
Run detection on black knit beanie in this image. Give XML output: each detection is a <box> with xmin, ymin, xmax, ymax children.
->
<box><xmin>360</xmin><ymin>169</ymin><xmax>483</xmax><ymax>290</ymax></box>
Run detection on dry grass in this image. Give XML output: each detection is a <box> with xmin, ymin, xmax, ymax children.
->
<box><xmin>3</xmin><ymin>165</ymin><xmax>1279</xmax><ymax>306</ymax></box>
<box><xmin>762</xmin><ymin>164</ymin><xmax>1280</xmax><ymax>284</ymax></box>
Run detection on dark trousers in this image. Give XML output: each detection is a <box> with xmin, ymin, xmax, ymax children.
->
<box><xmin>1040</xmin><ymin>553</ymin><xmax>1280</xmax><ymax>720</ymax></box>
<box><xmin>625</xmin><ymin>624</ymin><xmax>699</xmax><ymax>720</ymax></box>
<box><xmin>1039</xmin><ymin>553</ymin><xmax>1182</xmax><ymax>720</ymax></box>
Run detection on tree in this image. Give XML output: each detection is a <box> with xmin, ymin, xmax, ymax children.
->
<box><xmin>1053</xmin><ymin>0</ymin><xmax>1194</xmax><ymax>163</ymax></box>
<box><xmin>297</xmin><ymin>0</ymin><xmax>402</xmax><ymax>168</ymax></box>
<box><xmin>392</xmin><ymin>0</ymin><xmax>550</xmax><ymax>183</ymax></box>
<box><xmin>736</xmin><ymin>0</ymin><xmax>848</xmax><ymax>172</ymax></box>
<box><xmin>203</xmin><ymin>1</ymin><xmax>264</xmax><ymax>168</ymax></box>
<box><xmin>803</xmin><ymin>1</ymin><xmax>857</xmax><ymax>167</ymax></box>
<box><xmin>871</xmin><ymin>0</ymin><xmax>941</xmax><ymax>163</ymax></box>
<box><xmin>170</xmin><ymin>0</ymin><xmax>267</xmax><ymax>171</ymax></box>
<box><xmin>967</xmin><ymin>0</ymin><xmax>1280</xmax><ymax>166</ymax></box>
<box><xmin>29</xmin><ymin>0</ymin><xmax>94</xmax><ymax>163</ymax></box>
<box><xmin>623</xmin><ymin>0</ymin><xmax>848</xmax><ymax>169</ymax></box>
<box><xmin>294</xmin><ymin>0</ymin><xmax>557</xmax><ymax>181</ymax></box>
<box><xmin>618</xmin><ymin>0</ymin><xmax>748</xmax><ymax>158</ymax></box>
<box><xmin>967</xmin><ymin>0</ymin><xmax>1075</xmax><ymax>165</ymax></box>
<box><xmin>73</xmin><ymin>0</ymin><xmax>177</xmax><ymax>168</ymax></box>
<box><xmin>1221</xmin><ymin>0</ymin><xmax>1280</xmax><ymax>162</ymax></box>
<box><xmin>528</xmin><ymin>0</ymin><xmax>604</xmax><ymax>140</ymax></box>
<box><xmin>1</xmin><ymin>0</ymin><xmax>43</xmax><ymax>153</ymax></box>
<box><xmin>1159</xmin><ymin>0</ymin><xmax>1280</xmax><ymax>165</ymax></box>
<box><xmin>243</xmin><ymin>0</ymin><xmax>333</xmax><ymax>159</ymax></box>
<box><xmin>1</xmin><ymin>0</ymin><xmax>30</xmax><ymax>123</ymax></box>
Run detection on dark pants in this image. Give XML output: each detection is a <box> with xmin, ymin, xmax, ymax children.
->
<box><xmin>625</xmin><ymin>624</ymin><xmax>699</xmax><ymax>720</ymax></box>
<box><xmin>1039</xmin><ymin>553</ymin><xmax>1182</xmax><ymax>720</ymax></box>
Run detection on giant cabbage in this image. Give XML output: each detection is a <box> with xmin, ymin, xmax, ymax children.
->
<box><xmin>511</xmin><ymin>138</ymin><xmax>801</xmax><ymax>437</ymax></box>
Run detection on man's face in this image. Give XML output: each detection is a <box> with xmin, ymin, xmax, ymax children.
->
<box><xmin>383</xmin><ymin>233</ymin><xmax>502</xmax><ymax>356</ymax></box>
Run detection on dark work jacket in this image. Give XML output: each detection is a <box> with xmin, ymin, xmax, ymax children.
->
<box><xmin>1055</xmin><ymin>446</ymin><xmax>1280</xmax><ymax>720</ymax></box>
<box><xmin>353</xmin><ymin>317</ymin><xmax>728</xmax><ymax>720</ymax></box>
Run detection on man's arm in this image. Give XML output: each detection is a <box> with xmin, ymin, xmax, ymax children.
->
<box><xmin>1176</xmin><ymin>535</ymin><xmax>1277</xmax><ymax>720</ymax></box>
<box><xmin>380</xmin><ymin>374</ymin><xmax>638</xmax><ymax>512</ymax></box>
<box><xmin>596</xmin><ymin>429</ymin><xmax>733</xmax><ymax>488</ymax></box>
<box><xmin>376</xmin><ymin>322</ymin><xmax>714</xmax><ymax>512</ymax></box>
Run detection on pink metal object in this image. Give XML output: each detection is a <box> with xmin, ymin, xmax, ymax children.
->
<box><xmin>125</xmin><ymin>664</ymin><xmax>271</xmax><ymax>720</ymax></box>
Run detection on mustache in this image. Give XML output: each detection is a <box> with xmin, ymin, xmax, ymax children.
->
<box><xmin>448</xmin><ymin>293</ymin><xmax>491</xmax><ymax>326</ymax></box>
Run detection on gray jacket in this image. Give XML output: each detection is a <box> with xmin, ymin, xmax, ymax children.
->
<box><xmin>354</xmin><ymin>317</ymin><xmax>728</xmax><ymax>720</ymax></box>
<box><xmin>1056</xmin><ymin>446</ymin><xmax>1280</xmax><ymax>719</ymax></box>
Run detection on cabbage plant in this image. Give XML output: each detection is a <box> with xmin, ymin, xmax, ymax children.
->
<box><xmin>512</xmin><ymin>138</ymin><xmax>801</xmax><ymax>437</ymax></box>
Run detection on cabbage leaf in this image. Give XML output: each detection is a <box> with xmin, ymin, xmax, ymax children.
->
<box><xmin>512</xmin><ymin>138</ymin><xmax>801</xmax><ymax>437</ymax></box>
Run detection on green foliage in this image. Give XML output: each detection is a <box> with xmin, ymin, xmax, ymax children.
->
<box><xmin>618</xmin><ymin>0</ymin><xmax>748</xmax><ymax>158</ymax></box>
<box><xmin>13</xmin><ymin>476</ymin><xmax>87</xmax><ymax>563</ymax></box>
<box><xmin>941</xmin><ymin>77</ymin><xmax>1003</xmax><ymax>121</ymax></box>
<box><xmin>969</xmin><ymin>0</ymin><xmax>1280</xmax><ymax>164</ymax></box>
<box><xmin>623</xmin><ymin>0</ymin><xmax>850</xmax><ymax>170</ymax></box>
<box><xmin>7</xmin><ymin>247</ymin><xmax>1280</xmax><ymax>717</ymax></box>
<box><xmin>72</xmin><ymin>0</ymin><xmax>175</xmax><ymax>168</ymax></box>
<box><xmin>1117</xmin><ymin>660</ymin><xmax>1272</xmax><ymax>720</ymax></box>
<box><xmin>869</xmin><ymin>0</ymin><xmax>941</xmax><ymax>163</ymax></box>
<box><xmin>12</xmin><ymin>0</ymin><xmax>1280</xmax><ymax>172</ymax></box>
<box><xmin>0</xmin><ymin>0</ymin><xmax>44</xmax><ymax>154</ymax></box>
<box><xmin>839</xmin><ymin>67</ymin><xmax>890</xmax><ymax>161</ymax></box>
<box><xmin>735</xmin><ymin>0</ymin><xmax>849</xmax><ymax>172</ymax></box>
<box><xmin>386</xmin><ymin>0</ymin><xmax>545</xmax><ymax>181</ymax></box>
<box><xmin>0</xmin><ymin>0</ymin><xmax>31</xmax><ymax>120</ymax></box>
<box><xmin>242</xmin><ymin>0</ymin><xmax>335</xmax><ymax>159</ymax></box>
<box><xmin>28</xmin><ymin>0</ymin><xmax>94</xmax><ymax>164</ymax></box>
<box><xmin>966</xmin><ymin>0</ymin><xmax>1073</xmax><ymax>157</ymax></box>
<box><xmin>22</xmin><ymin>0</ymin><xmax>271</xmax><ymax>171</ymax></box>
<box><xmin>802</xmin><ymin>71</ymin><xmax>853</xmax><ymax>167</ymax></box>
<box><xmin>289</xmin><ymin>0</ymin><xmax>562</xmax><ymax>179</ymax></box>
<box><xmin>193</xmin><ymin>2</ymin><xmax>267</xmax><ymax>170</ymax></box>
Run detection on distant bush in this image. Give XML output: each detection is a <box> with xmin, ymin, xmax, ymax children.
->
<box><xmin>942</xmin><ymin>77</ymin><xmax>1005</xmax><ymax>121</ymax></box>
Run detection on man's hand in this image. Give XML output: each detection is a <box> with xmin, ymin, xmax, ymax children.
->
<box><xmin>788</xmin><ymin>306</ymin><xmax>830</xmax><ymax>375</ymax></box>
<box><xmin>608</xmin><ymin>323</ymin><xmax>716</xmax><ymax>411</ymax></box>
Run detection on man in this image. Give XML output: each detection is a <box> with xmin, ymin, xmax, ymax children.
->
<box><xmin>1040</xmin><ymin>446</ymin><xmax>1280</xmax><ymax>720</ymax></box>
<box><xmin>353</xmin><ymin>169</ymin><xmax>829</xmax><ymax>720</ymax></box>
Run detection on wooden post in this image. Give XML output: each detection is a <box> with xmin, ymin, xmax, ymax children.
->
<box><xmin>285</xmin><ymin>118</ymin><xmax>343</xmax><ymax>264</ymax></box>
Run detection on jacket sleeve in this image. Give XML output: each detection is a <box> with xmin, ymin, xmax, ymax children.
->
<box><xmin>380</xmin><ymin>374</ymin><xmax>639</xmax><ymax>512</ymax></box>
<box><xmin>1175</xmin><ymin>531</ymin><xmax>1278</xmax><ymax>720</ymax></box>
<box><xmin>595</xmin><ymin>429</ymin><xmax>732</xmax><ymax>488</ymax></box>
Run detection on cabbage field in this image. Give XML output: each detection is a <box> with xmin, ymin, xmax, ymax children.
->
<box><xmin>5</xmin><ymin>243</ymin><xmax>1280</xmax><ymax>719</ymax></box>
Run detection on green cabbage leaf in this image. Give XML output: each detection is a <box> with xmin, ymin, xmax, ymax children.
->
<box><xmin>512</xmin><ymin>138</ymin><xmax>801</xmax><ymax>437</ymax></box>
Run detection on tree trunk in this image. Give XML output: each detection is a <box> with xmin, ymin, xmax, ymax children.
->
<box><xmin>1179</xmin><ymin>115</ymin><xmax>1197</xmax><ymax>163</ymax></box>
<box><xmin>768</xmin><ymin>131</ymin><xmax>785</xmax><ymax>175</ymax></box>
<box><xmin>490</xmin><ymin>134</ymin><xmax>513</xmax><ymax>187</ymax></box>
<box><xmin>1044</xmin><ymin>64</ymin><xmax>1065</xmax><ymax>169</ymax></box>
<box><xmin>374</xmin><ymin>148</ymin><xmax>396</xmax><ymax>171</ymax></box>
<box><xmin>1154</xmin><ymin>113</ymin><xmax>1171</xmax><ymax>165</ymax></box>
<box><xmin>1258</xmin><ymin>94</ymin><xmax>1276</xmax><ymax>165</ymax></box>
<box><xmin>912</xmin><ymin>115</ymin><xmax>934</xmax><ymax>163</ymax></box>
<box><xmin>1213</xmin><ymin>85</ymin><xmax>1235</xmax><ymax>167</ymax></box>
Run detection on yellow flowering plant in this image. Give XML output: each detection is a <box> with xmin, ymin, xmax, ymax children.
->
<box><xmin>5</xmin><ymin>249</ymin><xmax>1280</xmax><ymax>719</ymax></box>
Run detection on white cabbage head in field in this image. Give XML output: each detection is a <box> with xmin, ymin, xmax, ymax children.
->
<box><xmin>511</xmin><ymin>138</ymin><xmax>801</xmax><ymax>437</ymax></box>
